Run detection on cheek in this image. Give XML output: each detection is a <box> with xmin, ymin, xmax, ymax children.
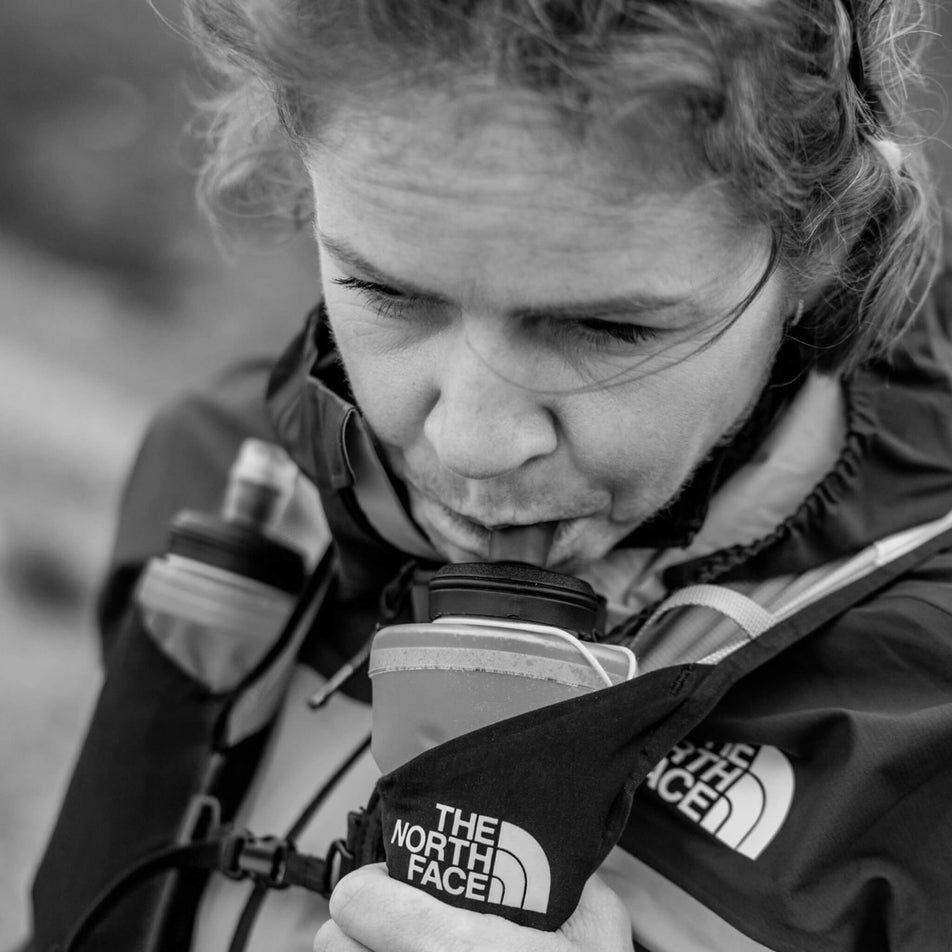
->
<box><xmin>575</xmin><ymin>321</ymin><xmax>780</xmax><ymax>481</ymax></box>
<box><xmin>562</xmin><ymin>380</ymin><xmax>687</xmax><ymax>485</ymax></box>
<box><xmin>666</xmin><ymin>309</ymin><xmax>784</xmax><ymax>437</ymax></box>
<box><xmin>327</xmin><ymin>301</ymin><xmax>435</xmax><ymax>444</ymax></box>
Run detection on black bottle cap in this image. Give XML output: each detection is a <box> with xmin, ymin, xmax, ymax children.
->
<box><xmin>428</xmin><ymin>562</ymin><xmax>604</xmax><ymax>638</ymax></box>
<box><xmin>168</xmin><ymin>510</ymin><xmax>306</xmax><ymax>595</ymax></box>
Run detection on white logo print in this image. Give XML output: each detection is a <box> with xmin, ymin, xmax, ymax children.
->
<box><xmin>391</xmin><ymin>802</ymin><xmax>551</xmax><ymax>913</ymax></box>
<box><xmin>645</xmin><ymin>740</ymin><xmax>795</xmax><ymax>859</ymax></box>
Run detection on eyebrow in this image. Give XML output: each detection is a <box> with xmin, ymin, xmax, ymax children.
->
<box><xmin>318</xmin><ymin>231</ymin><xmax>698</xmax><ymax>321</ymax></box>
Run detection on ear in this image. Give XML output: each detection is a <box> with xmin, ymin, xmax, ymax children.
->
<box><xmin>870</xmin><ymin>138</ymin><xmax>903</xmax><ymax>172</ymax></box>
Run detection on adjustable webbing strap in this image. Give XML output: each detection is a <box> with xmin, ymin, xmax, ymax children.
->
<box><xmin>643</xmin><ymin>585</ymin><xmax>775</xmax><ymax>639</ymax></box>
<box><xmin>59</xmin><ymin>794</ymin><xmax>389</xmax><ymax>952</ymax></box>
<box><xmin>635</xmin><ymin>505</ymin><xmax>952</xmax><ymax>672</ymax></box>
<box><xmin>59</xmin><ymin>829</ymin><xmax>334</xmax><ymax>952</ymax></box>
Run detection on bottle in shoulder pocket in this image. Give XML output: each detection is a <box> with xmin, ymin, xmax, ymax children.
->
<box><xmin>136</xmin><ymin>438</ymin><xmax>307</xmax><ymax>691</ymax></box>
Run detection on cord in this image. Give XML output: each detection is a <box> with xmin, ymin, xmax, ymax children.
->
<box><xmin>224</xmin><ymin>731</ymin><xmax>371</xmax><ymax>952</ymax></box>
<box><xmin>437</xmin><ymin>616</ymin><xmax>637</xmax><ymax>687</ymax></box>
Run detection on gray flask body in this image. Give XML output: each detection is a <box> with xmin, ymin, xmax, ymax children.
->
<box><xmin>369</xmin><ymin>615</ymin><xmax>635</xmax><ymax>773</ymax></box>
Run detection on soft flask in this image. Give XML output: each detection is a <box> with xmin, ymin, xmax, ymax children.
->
<box><xmin>137</xmin><ymin>438</ymin><xmax>305</xmax><ymax>692</ymax></box>
<box><xmin>369</xmin><ymin>561</ymin><xmax>636</xmax><ymax>772</ymax></box>
<box><xmin>366</xmin><ymin>562</ymin><xmax>647</xmax><ymax>931</ymax></box>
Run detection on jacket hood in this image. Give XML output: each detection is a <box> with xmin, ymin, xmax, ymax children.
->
<box><xmin>699</xmin><ymin>257</ymin><xmax>952</xmax><ymax>586</ymax></box>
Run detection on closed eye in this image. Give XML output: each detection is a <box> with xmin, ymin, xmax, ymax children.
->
<box><xmin>332</xmin><ymin>274</ymin><xmax>664</xmax><ymax>350</ymax></box>
<box><xmin>575</xmin><ymin>318</ymin><xmax>661</xmax><ymax>345</ymax></box>
<box><xmin>330</xmin><ymin>275</ymin><xmax>426</xmax><ymax>321</ymax></box>
<box><xmin>331</xmin><ymin>275</ymin><xmax>410</xmax><ymax>300</ymax></box>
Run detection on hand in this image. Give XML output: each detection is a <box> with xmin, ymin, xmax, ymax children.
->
<box><xmin>313</xmin><ymin>863</ymin><xmax>633</xmax><ymax>952</ymax></box>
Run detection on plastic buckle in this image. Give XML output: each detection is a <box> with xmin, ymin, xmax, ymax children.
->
<box><xmin>323</xmin><ymin>837</ymin><xmax>355</xmax><ymax>896</ymax></box>
<box><xmin>220</xmin><ymin>830</ymin><xmax>292</xmax><ymax>890</ymax></box>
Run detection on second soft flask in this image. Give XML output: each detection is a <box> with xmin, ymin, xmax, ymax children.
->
<box><xmin>136</xmin><ymin>438</ymin><xmax>306</xmax><ymax>692</ymax></box>
<box><xmin>32</xmin><ymin>439</ymin><xmax>308</xmax><ymax>951</ymax></box>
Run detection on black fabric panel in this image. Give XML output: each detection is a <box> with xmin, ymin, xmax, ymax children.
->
<box><xmin>31</xmin><ymin>606</ymin><xmax>235</xmax><ymax>952</ymax></box>
<box><xmin>376</xmin><ymin>663</ymin><xmax>711</xmax><ymax>931</ymax></box>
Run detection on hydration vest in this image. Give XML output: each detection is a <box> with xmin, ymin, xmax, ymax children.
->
<box><xmin>31</xmin><ymin>502</ymin><xmax>952</xmax><ymax>951</ymax></box>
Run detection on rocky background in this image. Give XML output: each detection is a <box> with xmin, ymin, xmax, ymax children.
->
<box><xmin>0</xmin><ymin>1</ymin><xmax>949</xmax><ymax>946</ymax></box>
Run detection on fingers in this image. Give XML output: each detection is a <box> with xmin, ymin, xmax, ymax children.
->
<box><xmin>314</xmin><ymin>918</ymin><xmax>373</xmax><ymax>952</ymax></box>
<box><xmin>325</xmin><ymin>865</ymin><xmax>632</xmax><ymax>952</ymax></box>
<box><xmin>327</xmin><ymin>864</ymin><xmax>521</xmax><ymax>952</ymax></box>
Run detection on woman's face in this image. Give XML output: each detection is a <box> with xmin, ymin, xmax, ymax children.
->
<box><xmin>306</xmin><ymin>90</ymin><xmax>789</xmax><ymax>569</ymax></box>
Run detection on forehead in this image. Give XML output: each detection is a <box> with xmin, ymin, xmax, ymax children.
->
<box><xmin>315</xmin><ymin>84</ymin><xmax>706</xmax><ymax>204</ymax></box>
<box><xmin>306</xmin><ymin>86</ymin><xmax>766</xmax><ymax>305</ymax></box>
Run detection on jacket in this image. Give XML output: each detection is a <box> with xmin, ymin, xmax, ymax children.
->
<box><xmin>30</xmin><ymin>249</ymin><xmax>952</xmax><ymax>952</ymax></box>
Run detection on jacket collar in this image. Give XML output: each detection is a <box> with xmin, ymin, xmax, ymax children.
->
<box><xmin>266</xmin><ymin>268</ymin><xmax>952</xmax><ymax>586</ymax></box>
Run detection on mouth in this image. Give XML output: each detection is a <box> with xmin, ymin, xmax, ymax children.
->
<box><xmin>449</xmin><ymin>512</ymin><xmax>562</xmax><ymax>535</ymax></box>
<box><xmin>435</xmin><ymin>498</ymin><xmax>578</xmax><ymax>536</ymax></box>
<box><xmin>420</xmin><ymin>496</ymin><xmax>590</xmax><ymax>564</ymax></box>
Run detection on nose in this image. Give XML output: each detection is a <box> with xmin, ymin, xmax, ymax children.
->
<box><xmin>423</xmin><ymin>321</ymin><xmax>558</xmax><ymax>480</ymax></box>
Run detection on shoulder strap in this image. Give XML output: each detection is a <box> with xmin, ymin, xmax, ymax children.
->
<box><xmin>32</xmin><ymin>542</ymin><xmax>335</xmax><ymax>952</ymax></box>
<box><xmin>218</xmin><ymin>541</ymin><xmax>334</xmax><ymax>749</ymax></box>
<box><xmin>636</xmin><ymin>506</ymin><xmax>952</xmax><ymax>672</ymax></box>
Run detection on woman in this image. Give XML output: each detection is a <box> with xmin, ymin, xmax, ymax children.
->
<box><xmin>29</xmin><ymin>1</ymin><xmax>951</xmax><ymax>951</ymax></box>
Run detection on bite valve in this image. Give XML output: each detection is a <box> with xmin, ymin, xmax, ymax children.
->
<box><xmin>488</xmin><ymin>523</ymin><xmax>557</xmax><ymax>565</ymax></box>
<box><xmin>221</xmin><ymin>438</ymin><xmax>298</xmax><ymax>533</ymax></box>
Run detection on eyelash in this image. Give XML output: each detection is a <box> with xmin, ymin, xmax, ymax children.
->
<box><xmin>570</xmin><ymin>318</ymin><xmax>660</xmax><ymax>347</ymax></box>
<box><xmin>330</xmin><ymin>276</ymin><xmax>661</xmax><ymax>348</ymax></box>
<box><xmin>331</xmin><ymin>276</ymin><xmax>426</xmax><ymax>321</ymax></box>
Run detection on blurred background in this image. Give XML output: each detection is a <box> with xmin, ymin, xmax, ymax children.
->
<box><xmin>0</xmin><ymin>0</ymin><xmax>319</xmax><ymax>943</ymax></box>
<box><xmin>0</xmin><ymin>1</ymin><xmax>949</xmax><ymax>945</ymax></box>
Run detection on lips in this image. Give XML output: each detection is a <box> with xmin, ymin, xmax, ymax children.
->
<box><xmin>432</xmin><ymin>498</ymin><xmax>583</xmax><ymax>540</ymax></box>
<box><xmin>418</xmin><ymin>488</ymin><xmax>587</xmax><ymax>532</ymax></box>
<box><xmin>444</xmin><ymin>508</ymin><xmax>565</xmax><ymax>536</ymax></box>
<box><xmin>413</xmin><ymin>494</ymin><xmax>590</xmax><ymax>564</ymax></box>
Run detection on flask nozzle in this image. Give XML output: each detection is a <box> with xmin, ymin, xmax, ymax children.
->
<box><xmin>488</xmin><ymin>523</ymin><xmax>557</xmax><ymax>565</ymax></box>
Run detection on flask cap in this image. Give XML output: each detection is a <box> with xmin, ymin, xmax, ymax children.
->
<box><xmin>428</xmin><ymin>562</ymin><xmax>604</xmax><ymax>638</ymax></box>
<box><xmin>169</xmin><ymin>510</ymin><xmax>306</xmax><ymax>594</ymax></box>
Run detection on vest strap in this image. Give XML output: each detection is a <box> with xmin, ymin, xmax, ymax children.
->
<box><xmin>644</xmin><ymin>585</ymin><xmax>776</xmax><ymax>638</ymax></box>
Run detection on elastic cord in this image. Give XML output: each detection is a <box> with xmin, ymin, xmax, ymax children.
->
<box><xmin>59</xmin><ymin>841</ymin><xmax>225</xmax><ymax>952</ymax></box>
<box><xmin>439</xmin><ymin>616</ymin><xmax>635</xmax><ymax>688</ymax></box>
<box><xmin>543</xmin><ymin>626</ymin><xmax>615</xmax><ymax>688</ymax></box>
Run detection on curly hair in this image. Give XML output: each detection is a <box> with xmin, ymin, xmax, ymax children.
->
<box><xmin>181</xmin><ymin>0</ymin><xmax>943</xmax><ymax>372</ymax></box>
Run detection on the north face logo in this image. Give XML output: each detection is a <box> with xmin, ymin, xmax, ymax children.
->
<box><xmin>644</xmin><ymin>740</ymin><xmax>795</xmax><ymax>859</ymax></box>
<box><xmin>390</xmin><ymin>802</ymin><xmax>551</xmax><ymax>913</ymax></box>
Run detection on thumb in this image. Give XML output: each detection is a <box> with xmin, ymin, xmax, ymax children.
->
<box><xmin>559</xmin><ymin>874</ymin><xmax>632</xmax><ymax>950</ymax></box>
